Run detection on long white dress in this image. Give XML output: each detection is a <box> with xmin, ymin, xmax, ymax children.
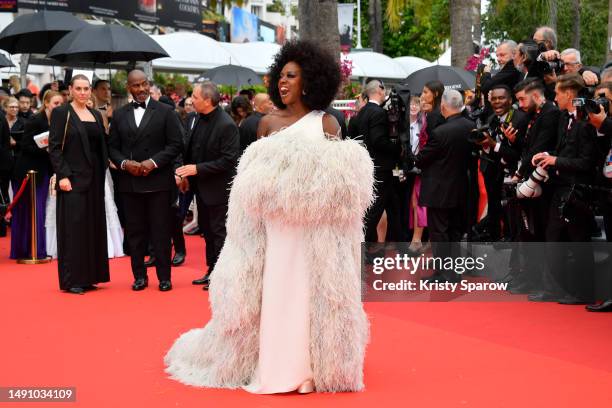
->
<box><xmin>164</xmin><ymin>110</ymin><xmax>374</xmax><ymax>393</ymax></box>
<box><xmin>45</xmin><ymin>169</ymin><xmax>124</xmax><ymax>259</ymax></box>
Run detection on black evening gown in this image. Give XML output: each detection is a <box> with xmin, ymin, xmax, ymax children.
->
<box><xmin>57</xmin><ymin>121</ymin><xmax>109</xmax><ymax>290</ymax></box>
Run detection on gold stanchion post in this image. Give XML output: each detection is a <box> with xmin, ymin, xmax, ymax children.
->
<box><xmin>17</xmin><ymin>170</ymin><xmax>51</xmax><ymax>264</ymax></box>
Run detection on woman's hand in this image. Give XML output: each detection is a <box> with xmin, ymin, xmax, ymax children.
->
<box><xmin>59</xmin><ymin>178</ymin><xmax>72</xmax><ymax>192</ymax></box>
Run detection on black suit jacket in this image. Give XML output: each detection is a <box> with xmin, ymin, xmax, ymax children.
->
<box><xmin>481</xmin><ymin>60</ymin><xmax>523</xmax><ymax>96</ymax></box>
<box><xmin>324</xmin><ymin>106</ymin><xmax>348</xmax><ymax>139</ymax></box>
<box><xmin>239</xmin><ymin>111</ymin><xmax>263</xmax><ymax>152</ymax></box>
<box><xmin>517</xmin><ymin>101</ymin><xmax>560</xmax><ymax>178</ymax></box>
<box><xmin>48</xmin><ymin>104</ymin><xmax>108</xmax><ymax>192</ymax></box>
<box><xmin>0</xmin><ymin>113</ymin><xmax>11</xmax><ymax>174</ymax></box>
<box><xmin>356</xmin><ymin>102</ymin><xmax>400</xmax><ymax>172</ymax></box>
<box><xmin>416</xmin><ymin>114</ymin><xmax>475</xmax><ymax>209</ymax></box>
<box><xmin>184</xmin><ymin>106</ymin><xmax>240</xmax><ymax>206</ymax></box>
<box><xmin>480</xmin><ymin>108</ymin><xmax>529</xmax><ymax>175</ymax></box>
<box><xmin>13</xmin><ymin>111</ymin><xmax>53</xmax><ymax>183</ymax></box>
<box><xmin>550</xmin><ymin>113</ymin><xmax>597</xmax><ymax>186</ymax></box>
<box><xmin>108</xmin><ymin>99</ymin><xmax>183</xmax><ymax>193</ymax></box>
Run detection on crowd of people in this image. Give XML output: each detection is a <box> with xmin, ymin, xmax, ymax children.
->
<box><xmin>351</xmin><ymin>26</ymin><xmax>612</xmax><ymax>311</ymax></box>
<box><xmin>1</xmin><ymin>26</ymin><xmax>612</xmax><ymax>314</ymax></box>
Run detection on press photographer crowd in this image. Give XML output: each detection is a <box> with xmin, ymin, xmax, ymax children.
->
<box><xmin>354</xmin><ymin>26</ymin><xmax>612</xmax><ymax>311</ymax></box>
<box><xmin>0</xmin><ymin>26</ymin><xmax>611</xmax><ymax>313</ymax></box>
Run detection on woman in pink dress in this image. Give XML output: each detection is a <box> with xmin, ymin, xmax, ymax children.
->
<box><xmin>165</xmin><ymin>41</ymin><xmax>374</xmax><ymax>394</ymax></box>
<box><xmin>409</xmin><ymin>81</ymin><xmax>445</xmax><ymax>254</ymax></box>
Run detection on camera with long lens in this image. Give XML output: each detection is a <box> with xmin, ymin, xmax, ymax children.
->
<box><xmin>516</xmin><ymin>166</ymin><xmax>549</xmax><ymax>198</ymax></box>
<box><xmin>385</xmin><ymin>85</ymin><xmax>410</xmax><ymax>144</ymax></box>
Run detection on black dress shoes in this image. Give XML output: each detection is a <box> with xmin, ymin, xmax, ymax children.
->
<box><xmin>82</xmin><ymin>284</ymin><xmax>98</xmax><ymax>292</ymax></box>
<box><xmin>144</xmin><ymin>256</ymin><xmax>156</xmax><ymax>267</ymax></box>
<box><xmin>192</xmin><ymin>272</ymin><xmax>211</xmax><ymax>285</ymax></box>
<box><xmin>172</xmin><ymin>252</ymin><xmax>186</xmax><ymax>267</ymax></box>
<box><xmin>66</xmin><ymin>287</ymin><xmax>85</xmax><ymax>295</ymax></box>
<box><xmin>159</xmin><ymin>280</ymin><xmax>172</xmax><ymax>291</ymax></box>
<box><xmin>586</xmin><ymin>299</ymin><xmax>612</xmax><ymax>312</ymax></box>
<box><xmin>132</xmin><ymin>278</ymin><xmax>148</xmax><ymax>291</ymax></box>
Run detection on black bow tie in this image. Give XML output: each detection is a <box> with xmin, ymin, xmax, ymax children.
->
<box><xmin>132</xmin><ymin>101</ymin><xmax>146</xmax><ymax>109</ymax></box>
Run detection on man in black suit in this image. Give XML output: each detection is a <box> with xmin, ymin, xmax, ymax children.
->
<box><xmin>477</xmin><ymin>85</ymin><xmax>528</xmax><ymax>241</ymax></box>
<box><xmin>358</xmin><ymin>80</ymin><xmax>402</xmax><ymax>242</ymax></box>
<box><xmin>481</xmin><ymin>41</ymin><xmax>523</xmax><ymax>98</ymax></box>
<box><xmin>415</xmin><ymin>89</ymin><xmax>474</xmax><ymax>282</ymax></box>
<box><xmin>108</xmin><ymin>70</ymin><xmax>183</xmax><ymax>292</ymax></box>
<box><xmin>176</xmin><ymin>81</ymin><xmax>240</xmax><ymax>291</ymax></box>
<box><xmin>531</xmin><ymin>74</ymin><xmax>598</xmax><ymax>304</ymax></box>
<box><xmin>510</xmin><ymin>79</ymin><xmax>560</xmax><ymax>300</ymax></box>
<box><xmin>239</xmin><ymin>93</ymin><xmax>273</xmax><ymax>153</ymax></box>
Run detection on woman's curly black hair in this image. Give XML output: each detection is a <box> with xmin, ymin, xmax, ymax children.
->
<box><xmin>267</xmin><ymin>40</ymin><xmax>341</xmax><ymax>110</ymax></box>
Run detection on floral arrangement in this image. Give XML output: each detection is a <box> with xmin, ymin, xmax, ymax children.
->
<box><xmin>464</xmin><ymin>46</ymin><xmax>492</xmax><ymax>72</ymax></box>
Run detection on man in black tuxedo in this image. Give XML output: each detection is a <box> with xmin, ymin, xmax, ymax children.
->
<box><xmin>108</xmin><ymin>70</ymin><xmax>183</xmax><ymax>292</ymax></box>
<box><xmin>510</xmin><ymin>79</ymin><xmax>560</xmax><ymax>300</ymax></box>
<box><xmin>481</xmin><ymin>41</ymin><xmax>523</xmax><ymax>98</ymax></box>
<box><xmin>415</xmin><ymin>89</ymin><xmax>474</xmax><ymax>282</ymax></box>
<box><xmin>358</xmin><ymin>80</ymin><xmax>402</xmax><ymax>242</ymax></box>
<box><xmin>176</xmin><ymin>81</ymin><xmax>240</xmax><ymax>291</ymax></box>
<box><xmin>477</xmin><ymin>85</ymin><xmax>528</xmax><ymax>241</ymax></box>
<box><xmin>239</xmin><ymin>93</ymin><xmax>273</xmax><ymax>153</ymax></box>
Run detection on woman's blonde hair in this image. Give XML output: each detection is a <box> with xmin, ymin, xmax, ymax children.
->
<box><xmin>40</xmin><ymin>90</ymin><xmax>63</xmax><ymax>113</ymax></box>
<box><xmin>2</xmin><ymin>96</ymin><xmax>18</xmax><ymax>111</ymax></box>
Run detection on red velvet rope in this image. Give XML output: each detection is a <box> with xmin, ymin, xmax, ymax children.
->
<box><xmin>3</xmin><ymin>175</ymin><xmax>31</xmax><ymax>221</ymax></box>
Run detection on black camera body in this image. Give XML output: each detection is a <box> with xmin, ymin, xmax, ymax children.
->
<box><xmin>573</xmin><ymin>88</ymin><xmax>610</xmax><ymax>120</ymax></box>
<box><xmin>468</xmin><ymin>124</ymin><xmax>490</xmax><ymax>144</ymax></box>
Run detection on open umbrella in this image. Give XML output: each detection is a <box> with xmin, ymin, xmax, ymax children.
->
<box><xmin>0</xmin><ymin>53</ymin><xmax>14</xmax><ymax>68</ymax></box>
<box><xmin>403</xmin><ymin>65</ymin><xmax>476</xmax><ymax>94</ymax></box>
<box><xmin>47</xmin><ymin>24</ymin><xmax>169</xmax><ymax>64</ymax></box>
<box><xmin>196</xmin><ymin>65</ymin><xmax>262</xmax><ymax>88</ymax></box>
<box><xmin>0</xmin><ymin>10</ymin><xmax>87</xmax><ymax>54</ymax></box>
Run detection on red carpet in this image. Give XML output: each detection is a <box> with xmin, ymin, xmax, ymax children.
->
<box><xmin>1</xmin><ymin>234</ymin><xmax>612</xmax><ymax>407</ymax></box>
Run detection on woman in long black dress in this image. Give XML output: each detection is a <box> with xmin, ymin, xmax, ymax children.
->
<box><xmin>48</xmin><ymin>75</ymin><xmax>109</xmax><ymax>295</ymax></box>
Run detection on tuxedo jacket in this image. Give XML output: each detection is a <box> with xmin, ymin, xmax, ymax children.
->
<box><xmin>48</xmin><ymin>104</ymin><xmax>108</xmax><ymax>192</ymax></box>
<box><xmin>416</xmin><ymin>114</ymin><xmax>475</xmax><ymax>209</ymax></box>
<box><xmin>355</xmin><ymin>102</ymin><xmax>400</xmax><ymax>173</ymax></box>
<box><xmin>480</xmin><ymin>108</ymin><xmax>529</xmax><ymax>176</ymax></box>
<box><xmin>108</xmin><ymin>99</ymin><xmax>183</xmax><ymax>193</ymax></box>
<box><xmin>184</xmin><ymin>106</ymin><xmax>240</xmax><ymax>206</ymax></box>
<box><xmin>481</xmin><ymin>60</ymin><xmax>523</xmax><ymax>96</ymax></box>
<box><xmin>239</xmin><ymin>111</ymin><xmax>263</xmax><ymax>153</ymax></box>
<box><xmin>517</xmin><ymin>101</ymin><xmax>560</xmax><ymax>178</ymax></box>
<box><xmin>550</xmin><ymin>112</ymin><xmax>597</xmax><ymax>186</ymax></box>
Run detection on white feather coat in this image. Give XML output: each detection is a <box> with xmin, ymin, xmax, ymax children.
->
<box><xmin>164</xmin><ymin>111</ymin><xmax>375</xmax><ymax>392</ymax></box>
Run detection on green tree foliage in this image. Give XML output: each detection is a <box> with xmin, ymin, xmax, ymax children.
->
<box><xmin>483</xmin><ymin>0</ymin><xmax>608</xmax><ymax>66</ymax></box>
<box><xmin>339</xmin><ymin>0</ymin><xmax>450</xmax><ymax>61</ymax></box>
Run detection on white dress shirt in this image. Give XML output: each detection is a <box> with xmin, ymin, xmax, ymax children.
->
<box><xmin>133</xmin><ymin>96</ymin><xmax>150</xmax><ymax>127</ymax></box>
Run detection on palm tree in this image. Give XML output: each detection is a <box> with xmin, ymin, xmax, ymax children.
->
<box><xmin>298</xmin><ymin>0</ymin><xmax>341</xmax><ymax>59</ymax></box>
<box><xmin>608</xmin><ymin>0</ymin><xmax>612</xmax><ymax>61</ymax></box>
<box><xmin>571</xmin><ymin>0</ymin><xmax>581</xmax><ymax>49</ymax></box>
<box><xmin>450</xmin><ymin>0</ymin><xmax>475</xmax><ymax>67</ymax></box>
<box><xmin>369</xmin><ymin>0</ymin><xmax>384</xmax><ymax>52</ymax></box>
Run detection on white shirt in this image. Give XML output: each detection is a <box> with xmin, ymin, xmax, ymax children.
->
<box><xmin>134</xmin><ymin>96</ymin><xmax>150</xmax><ymax>127</ymax></box>
<box><xmin>409</xmin><ymin>119</ymin><xmax>421</xmax><ymax>154</ymax></box>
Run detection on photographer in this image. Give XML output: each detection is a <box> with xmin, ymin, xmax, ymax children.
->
<box><xmin>585</xmin><ymin>81</ymin><xmax>612</xmax><ymax>312</ymax></box>
<box><xmin>531</xmin><ymin>73</ymin><xmax>598</xmax><ymax>305</ymax></box>
<box><xmin>477</xmin><ymin>84</ymin><xmax>529</xmax><ymax>241</ymax></box>
<box><xmin>358</xmin><ymin>80</ymin><xmax>402</xmax><ymax>242</ymax></box>
<box><xmin>481</xmin><ymin>41</ymin><xmax>523</xmax><ymax>97</ymax></box>
<box><xmin>509</xmin><ymin>79</ymin><xmax>559</xmax><ymax>296</ymax></box>
<box><xmin>538</xmin><ymin>48</ymin><xmax>600</xmax><ymax>87</ymax></box>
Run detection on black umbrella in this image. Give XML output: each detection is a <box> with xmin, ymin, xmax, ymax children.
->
<box><xmin>47</xmin><ymin>24</ymin><xmax>169</xmax><ymax>64</ymax></box>
<box><xmin>403</xmin><ymin>65</ymin><xmax>476</xmax><ymax>93</ymax></box>
<box><xmin>0</xmin><ymin>10</ymin><xmax>87</xmax><ymax>54</ymax></box>
<box><xmin>196</xmin><ymin>65</ymin><xmax>262</xmax><ymax>87</ymax></box>
<box><xmin>0</xmin><ymin>53</ymin><xmax>14</xmax><ymax>68</ymax></box>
